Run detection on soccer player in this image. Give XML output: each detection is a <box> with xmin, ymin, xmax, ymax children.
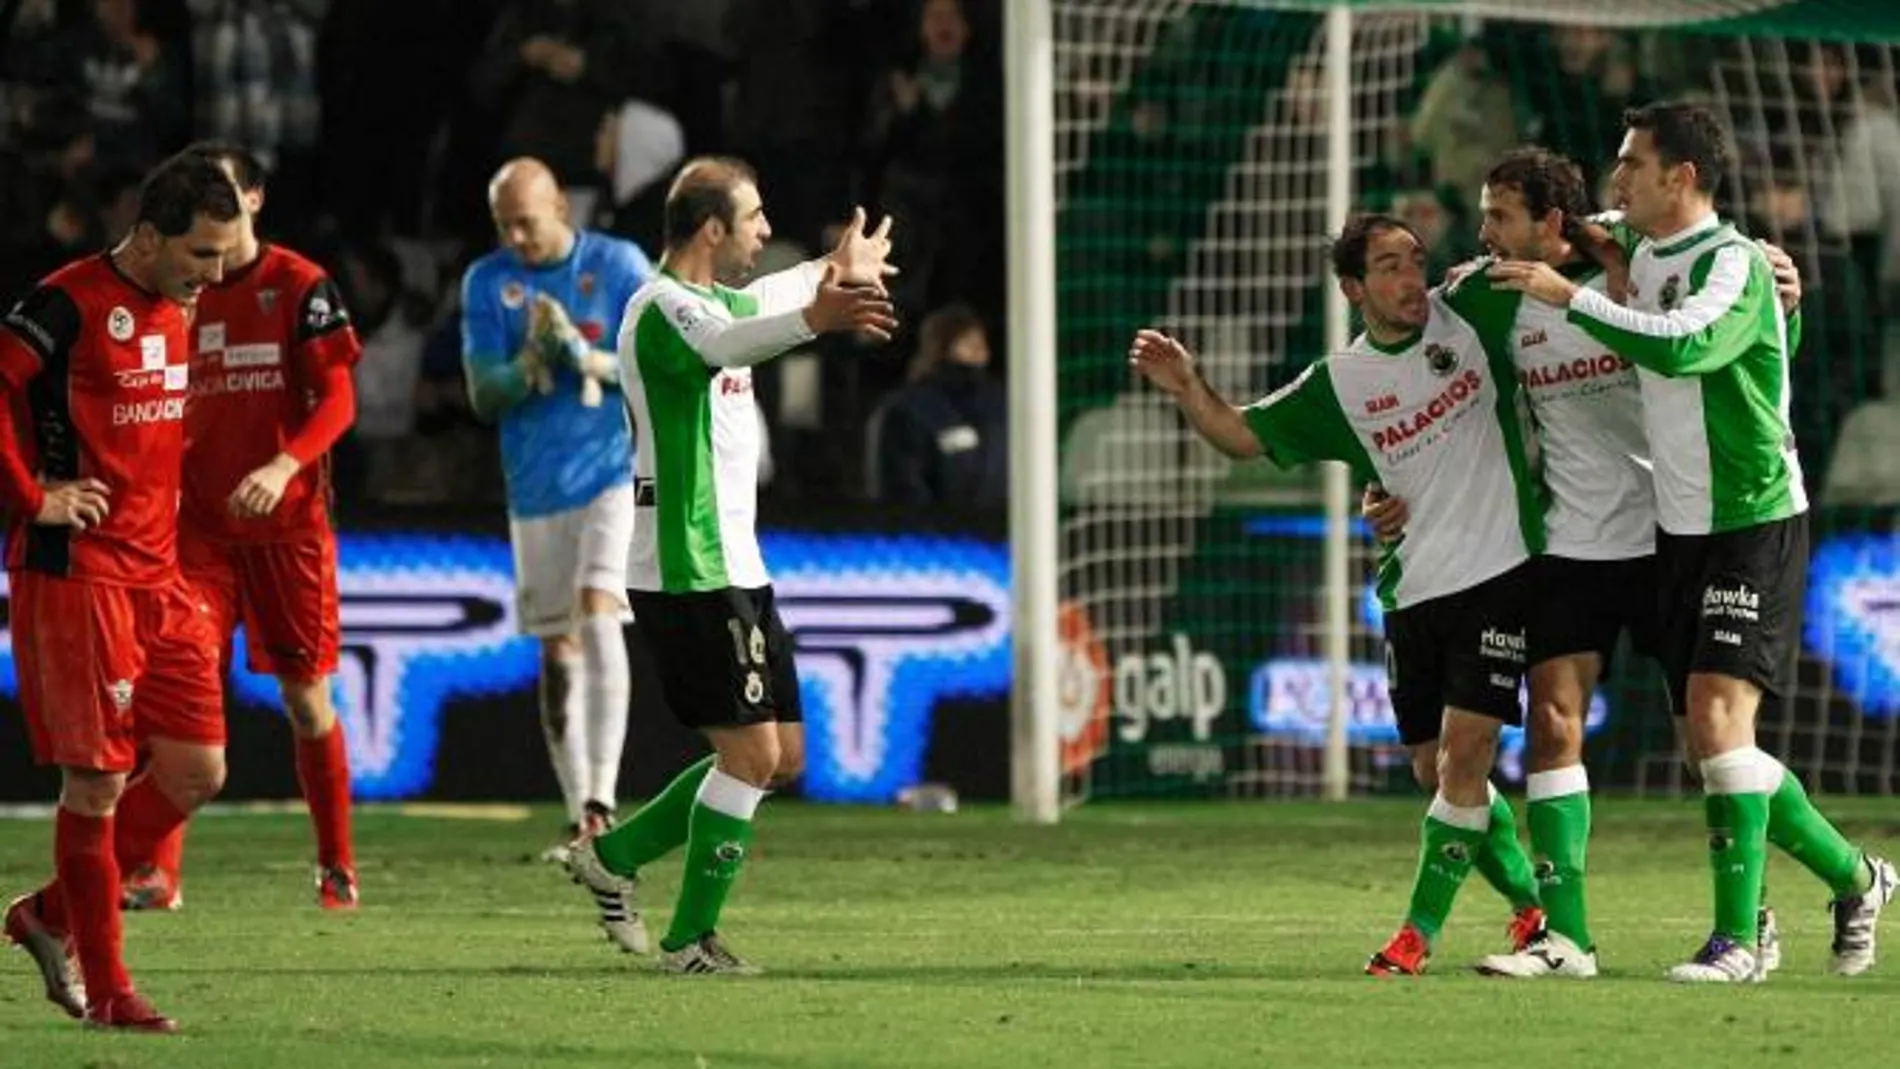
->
<box><xmin>1368</xmin><ymin>147</ymin><xmax>1802</xmax><ymax>979</ymax></box>
<box><xmin>1491</xmin><ymin>101</ymin><xmax>1896</xmax><ymax>982</ymax></box>
<box><xmin>563</xmin><ymin>157</ymin><xmax>896</xmax><ymax>973</ymax></box>
<box><xmin>462</xmin><ymin>158</ymin><xmax>653</xmax><ymax>855</ymax></box>
<box><xmin>0</xmin><ymin>153</ymin><xmax>243</xmax><ymax>1031</ymax></box>
<box><xmin>119</xmin><ymin>141</ymin><xmax>364</xmax><ymax>913</ymax></box>
<box><xmin>1130</xmin><ymin>213</ymin><xmax>1546</xmax><ymax>977</ymax></box>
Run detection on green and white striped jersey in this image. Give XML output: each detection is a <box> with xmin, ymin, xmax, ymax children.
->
<box><xmin>1565</xmin><ymin>214</ymin><xmax>1806</xmax><ymax>535</ymax></box>
<box><xmin>1449</xmin><ymin>262</ymin><xmax>1656</xmax><ymax>561</ymax></box>
<box><xmin>1242</xmin><ymin>292</ymin><xmax>1544</xmax><ymax>611</ymax></box>
<box><xmin>616</xmin><ymin>262</ymin><xmax>824</xmax><ymax>592</ymax></box>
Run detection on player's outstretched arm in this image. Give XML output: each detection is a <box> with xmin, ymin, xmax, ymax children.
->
<box><xmin>1128</xmin><ymin>329</ymin><xmax>1262</xmax><ymax>459</ymax></box>
<box><xmin>1491</xmin><ymin>248</ymin><xmax>1762</xmax><ymax>377</ymax></box>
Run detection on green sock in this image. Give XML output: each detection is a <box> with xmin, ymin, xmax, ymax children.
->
<box><xmin>662</xmin><ymin>800</ymin><xmax>757</xmax><ymax>952</ymax></box>
<box><xmin>1528</xmin><ymin>789</ymin><xmax>1593</xmax><ymax>950</ymax></box>
<box><xmin>592</xmin><ymin>755</ymin><xmax>715</xmax><ymax>876</ymax></box>
<box><xmin>1766</xmin><ymin>766</ymin><xmax>1870</xmax><ymax>898</ymax></box>
<box><xmin>1472</xmin><ymin>788</ymin><xmax>1540</xmax><ymax>911</ymax></box>
<box><xmin>1706</xmin><ymin>791</ymin><xmax>1770</xmax><ymax>944</ymax></box>
<box><xmin>1405</xmin><ymin>802</ymin><xmax>1487</xmax><ymax>940</ymax></box>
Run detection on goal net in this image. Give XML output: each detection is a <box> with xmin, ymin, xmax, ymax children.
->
<box><xmin>1048</xmin><ymin>0</ymin><xmax>1900</xmax><ymax>803</ymax></box>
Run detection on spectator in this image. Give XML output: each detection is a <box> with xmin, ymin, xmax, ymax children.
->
<box><xmin>723</xmin><ymin>0</ymin><xmax>864</xmax><ymax>251</ymax></box>
<box><xmin>1824</xmin><ymin>346</ymin><xmax>1900</xmax><ymax>508</ymax></box>
<box><xmin>76</xmin><ymin>0</ymin><xmax>191</xmax><ymax>173</ymax></box>
<box><xmin>187</xmin><ymin>0</ymin><xmax>324</xmax><ymax>230</ymax></box>
<box><xmin>469</xmin><ymin>0</ymin><xmax>662</xmax><ymax>223</ymax></box>
<box><xmin>865</xmin><ymin>303</ymin><xmax>1006</xmax><ymax>509</ymax></box>
<box><xmin>336</xmin><ymin>240</ymin><xmax>429</xmax><ymax>501</ymax></box>
<box><xmin>1408</xmin><ymin>32</ymin><xmax>1518</xmax><ymax>221</ymax></box>
<box><xmin>862</xmin><ymin>0</ymin><xmax>1004</xmax><ymax>328</ymax></box>
<box><xmin>1812</xmin><ymin>45</ymin><xmax>1900</xmax><ymax>315</ymax></box>
<box><xmin>1522</xmin><ymin>25</ymin><xmax>1645</xmax><ymax>193</ymax></box>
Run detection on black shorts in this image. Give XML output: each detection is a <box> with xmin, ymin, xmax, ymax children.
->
<box><xmin>1382</xmin><ymin>561</ymin><xmax>1532</xmax><ymax>746</ymax></box>
<box><xmin>627</xmin><ymin>585</ymin><xmax>803</xmax><ymax>729</ymax></box>
<box><xmin>1528</xmin><ymin>554</ymin><xmax>1663</xmax><ymax>669</ymax></box>
<box><xmin>1654</xmin><ymin>514</ymin><xmax>1808</xmax><ymax>716</ymax></box>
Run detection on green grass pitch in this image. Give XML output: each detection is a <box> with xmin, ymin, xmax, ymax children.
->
<box><xmin>2</xmin><ymin>797</ymin><xmax>1897</xmax><ymax>1068</ymax></box>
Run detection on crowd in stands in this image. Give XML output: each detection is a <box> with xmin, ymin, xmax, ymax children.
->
<box><xmin>7</xmin><ymin>2</ymin><xmax>1900</xmax><ymax>516</ymax></box>
<box><xmin>0</xmin><ymin>0</ymin><xmax>1008</xmax><ymax>512</ymax></box>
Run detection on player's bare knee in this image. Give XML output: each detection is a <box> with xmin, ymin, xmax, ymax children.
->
<box><xmin>1435</xmin><ymin>718</ymin><xmax>1498</xmax><ymax>803</ymax></box>
<box><xmin>153</xmin><ymin>747</ymin><xmax>226</xmax><ymax>811</ymax></box>
<box><xmin>1527</xmin><ymin>701</ymin><xmax>1582</xmax><ymax>773</ymax></box>
<box><xmin>278</xmin><ymin>677</ymin><xmax>335</xmax><ymax>738</ymax></box>
<box><xmin>1409</xmin><ymin>747</ymin><xmax>1439</xmax><ymax>791</ymax></box>
<box><xmin>59</xmin><ymin>768</ymin><xmax>126</xmax><ymax>816</ymax></box>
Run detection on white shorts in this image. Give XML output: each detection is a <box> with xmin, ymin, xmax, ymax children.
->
<box><xmin>509</xmin><ymin>483</ymin><xmax>636</xmax><ymax>638</ymax></box>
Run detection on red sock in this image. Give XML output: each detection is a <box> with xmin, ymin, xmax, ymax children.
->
<box><xmin>150</xmin><ymin>822</ymin><xmax>187</xmax><ymax>887</ymax></box>
<box><xmin>112</xmin><ymin>775</ymin><xmax>190</xmax><ymax>878</ymax></box>
<box><xmin>296</xmin><ymin>725</ymin><xmax>354</xmax><ymax>870</ymax></box>
<box><xmin>54</xmin><ymin>807</ymin><xmax>131</xmax><ymax>1001</ymax></box>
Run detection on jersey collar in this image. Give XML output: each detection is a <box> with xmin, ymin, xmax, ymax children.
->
<box><xmin>659</xmin><ymin>267</ymin><xmax>718</xmax><ymax>298</ymax></box>
<box><xmin>1649</xmin><ymin>213</ymin><xmax>1723</xmax><ymax>259</ymax></box>
<box><xmin>1365</xmin><ymin>326</ymin><xmax>1421</xmax><ymax>356</ymax></box>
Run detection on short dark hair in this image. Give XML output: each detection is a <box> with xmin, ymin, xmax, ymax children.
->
<box><xmin>663</xmin><ymin>156</ymin><xmax>759</xmax><ymax>249</ymax></box>
<box><xmin>1486</xmin><ymin>147</ymin><xmax>1592</xmax><ymax>225</ymax></box>
<box><xmin>137</xmin><ymin>152</ymin><xmax>242</xmax><ymax>237</ymax></box>
<box><xmin>911</xmin><ymin>302</ymin><xmax>985</xmax><ymax>382</ymax></box>
<box><xmin>1624</xmin><ymin>101</ymin><xmax>1732</xmax><ymax>195</ymax></box>
<box><xmin>182</xmin><ymin>140</ymin><xmax>269</xmax><ymax>192</ymax></box>
<box><xmin>1330</xmin><ymin>213</ymin><xmax>1420</xmax><ymax>281</ymax></box>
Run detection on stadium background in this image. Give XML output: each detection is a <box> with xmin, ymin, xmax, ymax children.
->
<box><xmin>1</xmin><ymin>0</ymin><xmax>1899</xmax><ymax>807</ymax></box>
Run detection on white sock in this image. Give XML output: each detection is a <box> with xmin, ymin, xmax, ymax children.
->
<box><xmin>697</xmin><ymin>767</ymin><xmax>768</xmax><ymax>821</ymax></box>
<box><xmin>580</xmin><ymin>613</ymin><xmax>631</xmax><ymax>811</ymax></box>
<box><xmin>1427</xmin><ymin>791</ymin><xmax>1491</xmax><ymax>832</ymax></box>
<box><xmin>539</xmin><ymin>647</ymin><xmax>589</xmax><ymax>824</ymax></box>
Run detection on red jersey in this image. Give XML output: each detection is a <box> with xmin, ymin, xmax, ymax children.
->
<box><xmin>183</xmin><ymin>243</ymin><xmax>361</xmax><ymax>543</ymax></box>
<box><xmin>0</xmin><ymin>255</ymin><xmax>193</xmax><ymax>586</ymax></box>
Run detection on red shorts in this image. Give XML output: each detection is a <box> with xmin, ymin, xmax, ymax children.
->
<box><xmin>180</xmin><ymin>529</ymin><xmax>340</xmax><ymax>682</ymax></box>
<box><xmin>13</xmin><ymin>571</ymin><xmax>227</xmax><ymax>773</ymax></box>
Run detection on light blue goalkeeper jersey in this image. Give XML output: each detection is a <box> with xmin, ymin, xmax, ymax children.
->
<box><xmin>461</xmin><ymin>230</ymin><xmax>653</xmax><ymax>519</ymax></box>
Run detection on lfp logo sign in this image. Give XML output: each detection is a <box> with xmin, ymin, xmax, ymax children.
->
<box><xmin>1805</xmin><ymin>533</ymin><xmax>1900</xmax><ymax>716</ymax></box>
<box><xmin>0</xmin><ymin>529</ymin><xmax>1013</xmax><ymax>803</ymax></box>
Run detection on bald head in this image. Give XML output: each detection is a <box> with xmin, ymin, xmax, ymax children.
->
<box><xmin>488</xmin><ymin>157</ymin><xmax>573</xmax><ymax>265</ymax></box>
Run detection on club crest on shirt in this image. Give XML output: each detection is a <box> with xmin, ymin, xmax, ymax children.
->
<box><xmin>107</xmin><ymin>306</ymin><xmax>134</xmax><ymax>342</ymax></box>
<box><xmin>1659</xmin><ymin>273</ymin><xmax>1683</xmax><ymax>311</ymax></box>
<box><xmin>1424</xmin><ymin>343</ymin><xmax>1459</xmax><ymax>376</ymax></box>
<box><xmin>256</xmin><ymin>288</ymin><xmax>278</xmax><ymax>314</ymax></box>
<box><xmin>500</xmin><ymin>281</ymin><xmax>526</xmax><ymax>310</ymax></box>
<box><xmin>578</xmin><ymin>273</ymin><xmax>595</xmax><ymax>297</ymax></box>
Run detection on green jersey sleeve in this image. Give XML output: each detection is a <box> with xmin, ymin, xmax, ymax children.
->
<box><xmin>1565</xmin><ymin>243</ymin><xmax>1772</xmax><ymax>377</ymax></box>
<box><xmin>1241</xmin><ymin>361</ymin><xmax>1366</xmax><ymax>475</ymax></box>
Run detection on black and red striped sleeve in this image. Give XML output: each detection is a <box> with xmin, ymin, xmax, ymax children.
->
<box><xmin>0</xmin><ymin>286</ymin><xmax>77</xmax><ymax>516</ymax></box>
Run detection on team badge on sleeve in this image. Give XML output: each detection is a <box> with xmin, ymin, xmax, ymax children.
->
<box><xmin>501</xmin><ymin>281</ymin><xmax>526</xmax><ymax>310</ymax></box>
<box><xmin>1659</xmin><ymin>274</ymin><xmax>1682</xmax><ymax>311</ymax></box>
<box><xmin>297</xmin><ymin>277</ymin><xmax>352</xmax><ymax>339</ymax></box>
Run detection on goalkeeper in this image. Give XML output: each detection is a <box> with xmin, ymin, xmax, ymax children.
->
<box><xmin>461</xmin><ymin>157</ymin><xmax>653</xmax><ymax>871</ymax></box>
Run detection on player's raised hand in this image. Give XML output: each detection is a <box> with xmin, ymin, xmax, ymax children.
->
<box><xmin>1487</xmin><ymin>260</ymin><xmax>1580</xmax><ymax>307</ymax></box>
<box><xmin>805</xmin><ymin>265</ymin><xmax>899</xmax><ymax>341</ymax></box>
<box><xmin>228</xmin><ymin>455</ymin><xmax>299</xmax><ymax>519</ymax></box>
<box><xmin>35</xmin><ymin>478</ymin><xmax>109</xmax><ymax>530</ymax></box>
<box><xmin>827</xmin><ymin>207</ymin><xmax>899</xmax><ymax>290</ymax></box>
<box><xmin>1128</xmin><ymin>329</ymin><xmax>1199</xmax><ymax>396</ymax></box>
<box><xmin>1759</xmin><ymin>240</ymin><xmax>1802</xmax><ymax>314</ymax></box>
<box><xmin>1361</xmin><ymin>483</ymin><xmax>1409</xmax><ymax>544</ymax></box>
